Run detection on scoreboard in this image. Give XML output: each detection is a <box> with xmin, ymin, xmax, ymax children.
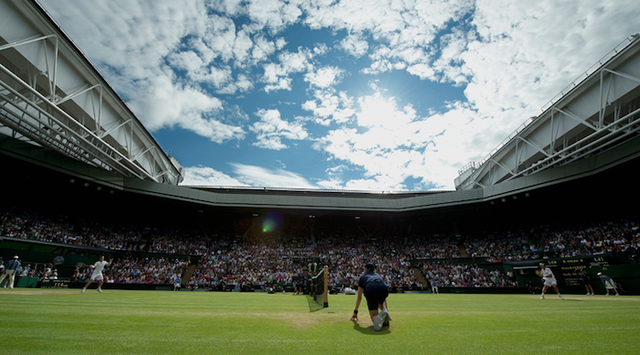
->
<box><xmin>39</xmin><ymin>279</ymin><xmax>70</xmax><ymax>289</ymax></box>
<box><xmin>511</xmin><ymin>254</ymin><xmax>612</xmax><ymax>288</ymax></box>
<box><xmin>545</xmin><ymin>256</ymin><xmax>609</xmax><ymax>286</ymax></box>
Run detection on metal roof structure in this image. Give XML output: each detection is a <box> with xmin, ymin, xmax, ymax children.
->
<box><xmin>0</xmin><ymin>0</ymin><xmax>183</xmax><ymax>185</ymax></box>
<box><xmin>1</xmin><ymin>0</ymin><xmax>639</xmax><ymax>214</ymax></box>
<box><xmin>455</xmin><ymin>34</ymin><xmax>640</xmax><ymax>191</ymax></box>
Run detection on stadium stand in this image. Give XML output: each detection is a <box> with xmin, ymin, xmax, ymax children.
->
<box><xmin>2</xmin><ymin>0</ymin><xmax>640</xmax><ymax>296</ymax></box>
<box><xmin>1</xmin><ymin>200</ymin><xmax>638</xmax><ymax>294</ymax></box>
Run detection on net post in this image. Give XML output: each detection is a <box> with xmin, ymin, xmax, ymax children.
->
<box><xmin>323</xmin><ymin>265</ymin><xmax>329</xmax><ymax>307</ymax></box>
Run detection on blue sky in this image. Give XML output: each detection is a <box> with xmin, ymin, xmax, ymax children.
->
<box><xmin>38</xmin><ymin>0</ymin><xmax>640</xmax><ymax>191</ymax></box>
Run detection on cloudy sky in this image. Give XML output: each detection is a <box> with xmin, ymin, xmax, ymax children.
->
<box><xmin>38</xmin><ymin>0</ymin><xmax>640</xmax><ymax>191</ymax></box>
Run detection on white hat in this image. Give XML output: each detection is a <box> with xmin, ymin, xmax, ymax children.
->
<box><xmin>597</xmin><ymin>272</ymin><xmax>602</xmax><ymax>276</ymax></box>
<box><xmin>13</xmin><ymin>255</ymin><xmax>19</xmax><ymax>259</ymax></box>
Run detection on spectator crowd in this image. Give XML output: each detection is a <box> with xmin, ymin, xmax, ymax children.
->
<box><xmin>1</xmin><ymin>206</ymin><xmax>639</xmax><ymax>291</ymax></box>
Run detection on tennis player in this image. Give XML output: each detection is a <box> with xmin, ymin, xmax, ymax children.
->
<box><xmin>597</xmin><ymin>272</ymin><xmax>620</xmax><ymax>296</ymax></box>
<box><xmin>539</xmin><ymin>262</ymin><xmax>564</xmax><ymax>300</ymax></box>
<box><xmin>81</xmin><ymin>256</ymin><xmax>113</xmax><ymax>293</ymax></box>
<box><xmin>349</xmin><ymin>262</ymin><xmax>391</xmax><ymax>331</ymax></box>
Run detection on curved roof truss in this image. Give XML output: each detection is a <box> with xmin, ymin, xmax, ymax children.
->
<box><xmin>456</xmin><ymin>35</ymin><xmax>640</xmax><ymax>190</ymax></box>
<box><xmin>0</xmin><ymin>0</ymin><xmax>183</xmax><ymax>185</ymax></box>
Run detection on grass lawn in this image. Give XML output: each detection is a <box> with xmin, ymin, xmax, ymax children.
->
<box><xmin>1</xmin><ymin>289</ymin><xmax>638</xmax><ymax>354</ymax></box>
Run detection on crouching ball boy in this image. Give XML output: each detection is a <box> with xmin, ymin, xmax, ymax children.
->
<box><xmin>350</xmin><ymin>262</ymin><xmax>391</xmax><ymax>331</ymax></box>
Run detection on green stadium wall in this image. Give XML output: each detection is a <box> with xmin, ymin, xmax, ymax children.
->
<box><xmin>2</xmin><ymin>237</ymin><xmax>639</xmax><ymax>294</ymax></box>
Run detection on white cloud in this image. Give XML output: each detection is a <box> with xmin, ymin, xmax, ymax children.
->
<box><xmin>132</xmin><ymin>76</ymin><xmax>248</xmax><ymax>143</ymax></box>
<box><xmin>244</xmin><ymin>0</ymin><xmax>302</xmax><ymax>35</ymax></box>
<box><xmin>431</xmin><ymin>28</ymin><xmax>473</xmax><ymax>85</ymax></box>
<box><xmin>40</xmin><ymin>0</ymin><xmax>207</xmax><ymax>76</ymax></box>
<box><xmin>312</xmin><ymin>93</ymin><xmax>485</xmax><ymax>189</ymax></box>
<box><xmin>194</xmin><ymin>65</ymin><xmax>234</xmax><ymax>89</ymax></box>
<box><xmin>250</xmin><ymin>109</ymin><xmax>309</xmax><ymax>150</ymax></box>
<box><xmin>208</xmin><ymin>0</ymin><xmax>244</xmax><ymax>16</ymax></box>
<box><xmin>197</xmin><ymin>14</ymin><xmax>237</xmax><ymax>63</ymax></box>
<box><xmin>315</xmin><ymin>165</ymin><xmax>348</xmax><ymax>189</ymax></box>
<box><xmin>126</xmin><ymin>75</ymin><xmax>246</xmax><ymax>143</ymax></box>
<box><xmin>315</xmin><ymin>178</ymin><xmax>345</xmax><ymax>190</ymax></box>
<box><xmin>182</xmin><ymin>163</ymin><xmax>316</xmax><ymax>189</ymax></box>
<box><xmin>261</xmin><ymin>47</ymin><xmax>315</xmax><ymax>92</ymax></box>
<box><xmin>462</xmin><ymin>0</ymin><xmax>640</xmax><ymax>118</ymax></box>
<box><xmin>301</xmin><ymin>0</ymin><xmax>473</xmax><ymax>78</ymax></box>
<box><xmin>304</xmin><ymin>66</ymin><xmax>343</xmax><ymax>89</ymax></box>
<box><xmin>217</xmin><ymin>73</ymin><xmax>254</xmax><ymax>95</ymax></box>
<box><xmin>39</xmin><ymin>0</ymin><xmax>640</xmax><ymax>191</ymax></box>
<box><xmin>181</xmin><ymin>165</ymin><xmax>247</xmax><ymax>186</ymax></box>
<box><xmin>231</xmin><ymin>28</ymin><xmax>255</xmax><ymax>65</ymax></box>
<box><xmin>251</xmin><ymin>35</ymin><xmax>278</xmax><ymax>62</ymax></box>
<box><xmin>355</xmin><ymin>93</ymin><xmax>413</xmax><ymax>130</ymax></box>
<box><xmin>263</xmin><ymin>77</ymin><xmax>293</xmax><ymax>93</ymax></box>
<box><xmin>229</xmin><ymin>163</ymin><xmax>316</xmax><ymax>188</ymax></box>
<box><xmin>407</xmin><ymin>63</ymin><xmax>436</xmax><ymax>81</ymax></box>
<box><xmin>167</xmin><ymin>50</ymin><xmax>205</xmax><ymax>74</ymax></box>
<box><xmin>339</xmin><ymin>33</ymin><xmax>369</xmax><ymax>57</ymax></box>
<box><xmin>39</xmin><ymin>0</ymin><xmax>252</xmax><ymax>143</ymax></box>
<box><xmin>280</xmin><ymin>48</ymin><xmax>315</xmax><ymax>72</ymax></box>
<box><xmin>302</xmin><ymin>89</ymin><xmax>355</xmax><ymax>125</ymax></box>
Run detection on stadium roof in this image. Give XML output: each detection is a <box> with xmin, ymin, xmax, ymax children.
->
<box><xmin>3</xmin><ymin>131</ymin><xmax>640</xmax><ymax>214</ymax></box>
<box><xmin>1</xmin><ymin>0</ymin><xmax>640</xmax><ymax>215</ymax></box>
<box><xmin>0</xmin><ymin>0</ymin><xmax>183</xmax><ymax>185</ymax></box>
<box><xmin>455</xmin><ymin>34</ymin><xmax>640</xmax><ymax>190</ymax></box>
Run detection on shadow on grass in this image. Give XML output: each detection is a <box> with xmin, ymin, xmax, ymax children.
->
<box><xmin>306</xmin><ymin>294</ymin><xmax>324</xmax><ymax>312</ymax></box>
<box><xmin>351</xmin><ymin>320</ymin><xmax>391</xmax><ymax>335</ymax></box>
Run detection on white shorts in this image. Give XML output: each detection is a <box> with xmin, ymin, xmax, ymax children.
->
<box><xmin>90</xmin><ymin>273</ymin><xmax>104</xmax><ymax>281</ymax></box>
<box><xmin>604</xmin><ymin>280</ymin><xmax>616</xmax><ymax>289</ymax></box>
<box><xmin>543</xmin><ymin>277</ymin><xmax>557</xmax><ymax>286</ymax></box>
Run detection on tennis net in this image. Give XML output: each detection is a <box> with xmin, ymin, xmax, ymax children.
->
<box><xmin>307</xmin><ymin>265</ymin><xmax>328</xmax><ymax>310</ymax></box>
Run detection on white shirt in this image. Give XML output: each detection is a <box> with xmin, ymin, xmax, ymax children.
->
<box><xmin>93</xmin><ymin>260</ymin><xmax>109</xmax><ymax>275</ymax></box>
<box><xmin>541</xmin><ymin>267</ymin><xmax>554</xmax><ymax>279</ymax></box>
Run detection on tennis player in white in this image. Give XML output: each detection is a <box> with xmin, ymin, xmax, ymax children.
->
<box><xmin>82</xmin><ymin>256</ymin><xmax>113</xmax><ymax>293</ymax></box>
<box><xmin>539</xmin><ymin>262</ymin><xmax>564</xmax><ymax>300</ymax></box>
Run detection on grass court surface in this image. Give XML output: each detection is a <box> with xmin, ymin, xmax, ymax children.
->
<box><xmin>1</xmin><ymin>289</ymin><xmax>638</xmax><ymax>354</ymax></box>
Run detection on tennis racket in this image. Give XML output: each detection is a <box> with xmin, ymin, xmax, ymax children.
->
<box><xmin>76</xmin><ymin>261</ymin><xmax>89</xmax><ymax>268</ymax></box>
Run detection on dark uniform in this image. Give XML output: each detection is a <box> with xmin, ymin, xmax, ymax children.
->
<box><xmin>358</xmin><ymin>271</ymin><xmax>389</xmax><ymax>311</ymax></box>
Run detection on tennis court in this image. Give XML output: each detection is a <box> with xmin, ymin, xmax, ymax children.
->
<box><xmin>1</xmin><ymin>289</ymin><xmax>638</xmax><ymax>354</ymax></box>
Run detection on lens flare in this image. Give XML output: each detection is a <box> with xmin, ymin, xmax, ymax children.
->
<box><xmin>262</xmin><ymin>211</ymin><xmax>282</xmax><ymax>233</ymax></box>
